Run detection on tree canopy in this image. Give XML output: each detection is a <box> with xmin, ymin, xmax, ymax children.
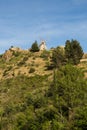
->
<box><xmin>49</xmin><ymin>64</ymin><xmax>87</xmax><ymax>129</ymax></box>
<box><xmin>51</xmin><ymin>46</ymin><xmax>66</xmax><ymax>68</ymax></box>
<box><xmin>65</xmin><ymin>39</ymin><xmax>84</xmax><ymax>65</ymax></box>
<box><xmin>30</xmin><ymin>41</ymin><xmax>39</xmax><ymax>52</ymax></box>
<box><xmin>51</xmin><ymin>39</ymin><xmax>84</xmax><ymax>69</ymax></box>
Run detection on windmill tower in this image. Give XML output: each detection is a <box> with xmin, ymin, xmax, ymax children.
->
<box><xmin>39</xmin><ymin>40</ymin><xmax>47</xmax><ymax>51</ymax></box>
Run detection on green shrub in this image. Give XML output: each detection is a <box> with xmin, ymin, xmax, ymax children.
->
<box><xmin>51</xmin><ymin>46</ymin><xmax>66</xmax><ymax>68</ymax></box>
<box><xmin>17</xmin><ymin>60</ymin><xmax>25</xmax><ymax>66</ymax></box>
<box><xmin>29</xmin><ymin>68</ymin><xmax>35</xmax><ymax>73</ymax></box>
<box><xmin>40</xmin><ymin>50</ymin><xmax>50</xmax><ymax>60</ymax></box>
<box><xmin>33</xmin><ymin>96</ymin><xmax>46</xmax><ymax>109</ymax></box>
<box><xmin>30</xmin><ymin>41</ymin><xmax>39</xmax><ymax>52</ymax></box>
<box><xmin>23</xmin><ymin>56</ymin><xmax>28</xmax><ymax>61</ymax></box>
<box><xmin>13</xmin><ymin>51</ymin><xmax>21</xmax><ymax>57</ymax></box>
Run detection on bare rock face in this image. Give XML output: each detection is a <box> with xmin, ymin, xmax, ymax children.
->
<box><xmin>2</xmin><ymin>50</ymin><xmax>13</xmax><ymax>62</ymax></box>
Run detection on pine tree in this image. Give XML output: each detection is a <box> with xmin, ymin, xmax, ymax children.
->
<box><xmin>65</xmin><ymin>40</ymin><xmax>84</xmax><ymax>65</ymax></box>
<box><xmin>31</xmin><ymin>41</ymin><xmax>39</xmax><ymax>52</ymax></box>
<box><xmin>51</xmin><ymin>46</ymin><xmax>66</xmax><ymax>68</ymax></box>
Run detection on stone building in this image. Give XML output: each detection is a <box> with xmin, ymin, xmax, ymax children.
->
<box><xmin>39</xmin><ymin>41</ymin><xmax>47</xmax><ymax>51</ymax></box>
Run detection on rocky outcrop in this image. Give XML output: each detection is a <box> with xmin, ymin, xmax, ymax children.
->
<box><xmin>2</xmin><ymin>47</ymin><xmax>25</xmax><ymax>62</ymax></box>
<box><xmin>9</xmin><ymin>46</ymin><xmax>22</xmax><ymax>52</ymax></box>
<box><xmin>2</xmin><ymin>50</ymin><xmax>13</xmax><ymax>62</ymax></box>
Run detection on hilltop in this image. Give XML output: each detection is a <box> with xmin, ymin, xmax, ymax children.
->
<box><xmin>0</xmin><ymin>46</ymin><xmax>53</xmax><ymax>80</ymax></box>
<box><xmin>0</xmin><ymin>44</ymin><xmax>87</xmax><ymax>80</ymax></box>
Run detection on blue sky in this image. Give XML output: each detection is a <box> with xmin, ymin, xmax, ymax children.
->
<box><xmin>0</xmin><ymin>0</ymin><xmax>87</xmax><ymax>53</ymax></box>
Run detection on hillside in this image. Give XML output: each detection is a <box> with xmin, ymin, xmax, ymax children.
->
<box><xmin>0</xmin><ymin>46</ymin><xmax>87</xmax><ymax>80</ymax></box>
<box><xmin>0</xmin><ymin>46</ymin><xmax>87</xmax><ymax>130</ymax></box>
<box><xmin>0</xmin><ymin>47</ymin><xmax>53</xmax><ymax>80</ymax></box>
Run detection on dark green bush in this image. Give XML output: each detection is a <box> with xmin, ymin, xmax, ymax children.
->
<box><xmin>17</xmin><ymin>60</ymin><xmax>25</xmax><ymax>66</ymax></box>
<box><xmin>29</xmin><ymin>68</ymin><xmax>35</xmax><ymax>73</ymax></box>
<box><xmin>23</xmin><ymin>56</ymin><xmax>28</xmax><ymax>61</ymax></box>
<box><xmin>30</xmin><ymin>41</ymin><xmax>39</xmax><ymax>52</ymax></box>
<box><xmin>65</xmin><ymin>39</ymin><xmax>84</xmax><ymax>65</ymax></box>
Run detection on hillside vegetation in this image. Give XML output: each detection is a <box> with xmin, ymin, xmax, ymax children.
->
<box><xmin>0</xmin><ymin>40</ymin><xmax>87</xmax><ymax>130</ymax></box>
<box><xmin>0</xmin><ymin>48</ymin><xmax>52</xmax><ymax>80</ymax></box>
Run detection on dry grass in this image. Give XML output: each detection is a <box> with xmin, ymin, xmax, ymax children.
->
<box><xmin>0</xmin><ymin>50</ymin><xmax>87</xmax><ymax>80</ymax></box>
<box><xmin>0</xmin><ymin>50</ymin><xmax>52</xmax><ymax>80</ymax></box>
<box><xmin>78</xmin><ymin>58</ymin><xmax>87</xmax><ymax>78</ymax></box>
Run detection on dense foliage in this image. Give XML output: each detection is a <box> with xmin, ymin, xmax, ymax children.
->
<box><xmin>49</xmin><ymin>64</ymin><xmax>87</xmax><ymax>129</ymax></box>
<box><xmin>51</xmin><ymin>46</ymin><xmax>66</xmax><ymax>68</ymax></box>
<box><xmin>51</xmin><ymin>40</ymin><xmax>83</xmax><ymax>68</ymax></box>
<box><xmin>0</xmin><ymin>64</ymin><xmax>87</xmax><ymax>130</ymax></box>
<box><xmin>30</xmin><ymin>41</ymin><xmax>39</xmax><ymax>52</ymax></box>
<box><xmin>0</xmin><ymin>75</ymin><xmax>50</xmax><ymax>130</ymax></box>
<box><xmin>65</xmin><ymin>40</ymin><xmax>84</xmax><ymax>65</ymax></box>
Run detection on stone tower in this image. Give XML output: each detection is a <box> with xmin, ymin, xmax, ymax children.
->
<box><xmin>39</xmin><ymin>41</ymin><xmax>47</xmax><ymax>51</ymax></box>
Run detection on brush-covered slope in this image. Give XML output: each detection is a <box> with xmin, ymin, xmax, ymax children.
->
<box><xmin>0</xmin><ymin>47</ymin><xmax>52</xmax><ymax>80</ymax></box>
<box><xmin>0</xmin><ymin>47</ymin><xmax>87</xmax><ymax>130</ymax></box>
<box><xmin>0</xmin><ymin>74</ymin><xmax>52</xmax><ymax>130</ymax></box>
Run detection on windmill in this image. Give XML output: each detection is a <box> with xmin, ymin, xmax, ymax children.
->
<box><xmin>39</xmin><ymin>37</ymin><xmax>47</xmax><ymax>50</ymax></box>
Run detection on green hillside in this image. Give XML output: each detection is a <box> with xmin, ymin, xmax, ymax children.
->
<box><xmin>0</xmin><ymin>42</ymin><xmax>87</xmax><ymax>130</ymax></box>
<box><xmin>0</xmin><ymin>74</ymin><xmax>51</xmax><ymax>130</ymax></box>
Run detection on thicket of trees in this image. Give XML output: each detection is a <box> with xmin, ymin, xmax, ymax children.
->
<box><xmin>65</xmin><ymin>40</ymin><xmax>84</xmax><ymax>65</ymax></box>
<box><xmin>51</xmin><ymin>46</ymin><xmax>66</xmax><ymax>68</ymax></box>
<box><xmin>48</xmin><ymin>64</ymin><xmax>87</xmax><ymax>129</ymax></box>
<box><xmin>51</xmin><ymin>39</ymin><xmax>84</xmax><ymax>68</ymax></box>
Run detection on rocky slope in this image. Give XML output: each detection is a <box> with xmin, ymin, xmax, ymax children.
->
<box><xmin>0</xmin><ymin>47</ymin><xmax>53</xmax><ymax>80</ymax></box>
